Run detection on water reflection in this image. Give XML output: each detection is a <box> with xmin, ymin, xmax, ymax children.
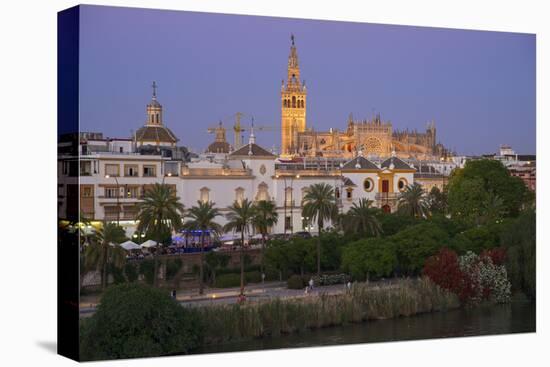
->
<box><xmin>197</xmin><ymin>301</ymin><xmax>535</xmax><ymax>354</ymax></box>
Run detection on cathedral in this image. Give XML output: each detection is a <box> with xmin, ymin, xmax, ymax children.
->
<box><xmin>280</xmin><ymin>36</ymin><xmax>450</xmax><ymax>160</ymax></box>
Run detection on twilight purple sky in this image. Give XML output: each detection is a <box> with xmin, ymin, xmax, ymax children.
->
<box><xmin>79</xmin><ymin>5</ymin><xmax>536</xmax><ymax>155</ymax></box>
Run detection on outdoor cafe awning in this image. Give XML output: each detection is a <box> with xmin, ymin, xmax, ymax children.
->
<box><xmin>120</xmin><ymin>240</ymin><xmax>141</xmax><ymax>251</ymax></box>
<box><xmin>140</xmin><ymin>239</ymin><xmax>159</xmax><ymax>248</ymax></box>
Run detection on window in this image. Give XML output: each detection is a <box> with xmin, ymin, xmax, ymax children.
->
<box><xmin>256</xmin><ymin>182</ymin><xmax>269</xmax><ymax>202</ymax></box>
<box><xmin>235</xmin><ymin>187</ymin><xmax>245</xmax><ymax>204</ymax></box>
<box><xmin>346</xmin><ymin>188</ymin><xmax>353</xmax><ymax>200</ymax></box>
<box><xmin>126</xmin><ymin>186</ymin><xmax>139</xmax><ymax>198</ymax></box>
<box><xmin>284</xmin><ymin>187</ymin><xmax>293</xmax><ymax>206</ymax></box>
<box><xmin>335</xmin><ymin>187</ymin><xmax>340</xmax><ymax>199</ymax></box>
<box><xmin>398</xmin><ymin>178</ymin><xmax>408</xmax><ymax>192</ymax></box>
<box><xmin>164</xmin><ymin>161</ymin><xmax>179</xmax><ymax>176</ymax></box>
<box><xmin>200</xmin><ymin>187</ymin><xmax>210</xmax><ymax>203</ymax></box>
<box><xmin>292</xmin><ymin>96</ymin><xmax>296</xmax><ymax>108</ymax></box>
<box><xmin>81</xmin><ymin>186</ymin><xmax>93</xmax><ymax>198</ymax></box>
<box><xmin>363</xmin><ymin>178</ymin><xmax>374</xmax><ymax>192</ymax></box>
<box><xmin>124</xmin><ymin>164</ymin><xmax>138</xmax><ymax>177</ymax></box>
<box><xmin>80</xmin><ymin>161</ymin><xmax>91</xmax><ymax>176</ymax></box>
<box><xmin>285</xmin><ymin>216</ymin><xmax>292</xmax><ymax>231</ymax></box>
<box><xmin>105</xmin><ymin>164</ymin><xmax>119</xmax><ymax>177</ymax></box>
<box><xmin>143</xmin><ymin>165</ymin><xmax>156</xmax><ymax>177</ymax></box>
<box><xmin>119</xmin><ymin>147</ymin><xmax>124</xmax><ymax>153</ymax></box>
<box><xmin>105</xmin><ymin>187</ymin><xmax>119</xmax><ymax>198</ymax></box>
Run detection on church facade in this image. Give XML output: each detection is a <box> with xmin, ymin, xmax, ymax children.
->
<box><xmin>280</xmin><ymin>36</ymin><xmax>449</xmax><ymax>160</ymax></box>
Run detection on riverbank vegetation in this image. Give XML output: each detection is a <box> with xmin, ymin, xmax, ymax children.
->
<box><xmin>193</xmin><ymin>277</ymin><xmax>459</xmax><ymax>344</ymax></box>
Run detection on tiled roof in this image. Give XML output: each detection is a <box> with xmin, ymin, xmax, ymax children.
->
<box><xmin>381</xmin><ymin>156</ymin><xmax>414</xmax><ymax>170</ymax></box>
<box><xmin>342</xmin><ymin>156</ymin><xmax>379</xmax><ymax>170</ymax></box>
<box><xmin>229</xmin><ymin>143</ymin><xmax>275</xmax><ymax>158</ymax></box>
<box><xmin>342</xmin><ymin>176</ymin><xmax>356</xmax><ymax>187</ymax></box>
<box><xmin>207</xmin><ymin>141</ymin><xmax>231</xmax><ymax>154</ymax></box>
<box><xmin>136</xmin><ymin>125</ymin><xmax>178</xmax><ymax>143</ymax></box>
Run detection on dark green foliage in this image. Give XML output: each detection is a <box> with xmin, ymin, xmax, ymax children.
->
<box><xmin>215</xmin><ymin>273</ymin><xmax>242</xmax><ymax>288</ymax></box>
<box><xmin>377</xmin><ymin>213</ymin><xmax>420</xmax><ymax>237</ymax></box>
<box><xmin>108</xmin><ymin>263</ymin><xmax>126</xmax><ymax>285</ymax></box>
<box><xmin>124</xmin><ymin>262</ymin><xmax>139</xmax><ymax>282</ymax></box>
<box><xmin>139</xmin><ymin>260</ymin><xmax>155</xmax><ymax>285</ymax></box>
<box><xmin>341</xmin><ymin>238</ymin><xmax>397</xmax><ymax>280</ymax></box>
<box><xmin>428</xmin><ymin>214</ymin><xmax>465</xmax><ymax>237</ymax></box>
<box><xmin>165</xmin><ymin>258</ymin><xmax>183</xmax><ymax>280</ymax></box>
<box><xmin>80</xmin><ymin>283</ymin><xmax>203</xmax><ymax>360</ymax></box>
<box><xmin>312</xmin><ymin>273</ymin><xmax>350</xmax><ymax>286</ymax></box>
<box><xmin>391</xmin><ymin>222</ymin><xmax>449</xmax><ymax>275</ymax></box>
<box><xmin>499</xmin><ymin>209</ymin><xmax>536</xmax><ymax>298</ymax></box>
<box><xmin>463</xmin><ymin>226</ymin><xmax>499</xmax><ymax>253</ymax></box>
<box><xmin>287</xmin><ymin>274</ymin><xmax>305</xmax><ymax>289</ymax></box>
<box><xmin>245</xmin><ymin>270</ymin><xmax>262</xmax><ymax>283</ymax></box>
<box><xmin>427</xmin><ymin>186</ymin><xmax>448</xmax><ymax>214</ymax></box>
<box><xmin>447</xmin><ymin>159</ymin><xmax>528</xmax><ymax>224</ymax></box>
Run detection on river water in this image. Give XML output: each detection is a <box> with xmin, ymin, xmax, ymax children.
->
<box><xmin>198</xmin><ymin>301</ymin><xmax>535</xmax><ymax>354</ymax></box>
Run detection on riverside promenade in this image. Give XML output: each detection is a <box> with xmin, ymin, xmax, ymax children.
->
<box><xmin>80</xmin><ymin>279</ymin><xmax>399</xmax><ymax>317</ymax></box>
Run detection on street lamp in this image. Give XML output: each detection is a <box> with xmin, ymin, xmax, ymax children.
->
<box><xmin>105</xmin><ymin>174</ymin><xmax>120</xmax><ymax>226</ymax></box>
<box><xmin>162</xmin><ymin>171</ymin><xmax>172</xmax><ymax>185</ymax></box>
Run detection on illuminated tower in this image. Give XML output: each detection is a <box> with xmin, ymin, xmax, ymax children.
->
<box><xmin>281</xmin><ymin>34</ymin><xmax>307</xmax><ymax>156</ymax></box>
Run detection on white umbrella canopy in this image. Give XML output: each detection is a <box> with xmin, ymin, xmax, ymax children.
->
<box><xmin>120</xmin><ymin>241</ymin><xmax>140</xmax><ymax>251</ymax></box>
<box><xmin>218</xmin><ymin>234</ymin><xmax>240</xmax><ymax>242</ymax></box>
<box><xmin>140</xmin><ymin>239</ymin><xmax>159</xmax><ymax>248</ymax></box>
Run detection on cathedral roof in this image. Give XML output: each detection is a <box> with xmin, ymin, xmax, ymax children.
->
<box><xmin>381</xmin><ymin>156</ymin><xmax>415</xmax><ymax>170</ymax></box>
<box><xmin>135</xmin><ymin>125</ymin><xmax>178</xmax><ymax>143</ymax></box>
<box><xmin>229</xmin><ymin>143</ymin><xmax>275</xmax><ymax>158</ymax></box>
<box><xmin>207</xmin><ymin>141</ymin><xmax>232</xmax><ymax>154</ymax></box>
<box><xmin>342</xmin><ymin>156</ymin><xmax>379</xmax><ymax>170</ymax></box>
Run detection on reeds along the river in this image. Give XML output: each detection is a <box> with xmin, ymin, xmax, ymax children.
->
<box><xmin>198</xmin><ymin>277</ymin><xmax>460</xmax><ymax>344</ymax></box>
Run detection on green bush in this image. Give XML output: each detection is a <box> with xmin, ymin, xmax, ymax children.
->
<box><xmin>139</xmin><ymin>260</ymin><xmax>155</xmax><ymax>285</ymax></box>
<box><xmin>165</xmin><ymin>258</ymin><xmax>183</xmax><ymax>280</ymax></box>
<box><xmin>108</xmin><ymin>263</ymin><xmax>126</xmax><ymax>285</ymax></box>
<box><xmin>245</xmin><ymin>270</ymin><xmax>262</xmax><ymax>283</ymax></box>
<box><xmin>341</xmin><ymin>238</ymin><xmax>397</xmax><ymax>280</ymax></box>
<box><xmin>124</xmin><ymin>262</ymin><xmax>139</xmax><ymax>282</ymax></box>
<box><xmin>287</xmin><ymin>275</ymin><xmax>305</xmax><ymax>289</ymax></box>
<box><xmin>80</xmin><ymin>283</ymin><xmax>203</xmax><ymax>360</ymax></box>
<box><xmin>215</xmin><ymin>273</ymin><xmax>241</xmax><ymax>288</ymax></box>
<box><xmin>391</xmin><ymin>222</ymin><xmax>449</xmax><ymax>275</ymax></box>
<box><xmin>312</xmin><ymin>273</ymin><xmax>350</xmax><ymax>286</ymax></box>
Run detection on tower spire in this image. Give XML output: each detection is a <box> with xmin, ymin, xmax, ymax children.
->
<box><xmin>152</xmin><ymin>81</ymin><xmax>157</xmax><ymax>100</ymax></box>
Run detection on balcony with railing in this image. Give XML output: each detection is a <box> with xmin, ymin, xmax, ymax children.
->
<box><xmin>181</xmin><ymin>167</ymin><xmax>252</xmax><ymax>177</ymax></box>
<box><xmin>375</xmin><ymin>192</ymin><xmax>399</xmax><ymax>201</ymax></box>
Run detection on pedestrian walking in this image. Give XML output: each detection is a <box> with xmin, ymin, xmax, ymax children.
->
<box><xmin>308</xmin><ymin>277</ymin><xmax>314</xmax><ymax>292</ymax></box>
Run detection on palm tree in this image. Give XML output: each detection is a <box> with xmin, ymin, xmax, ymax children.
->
<box><xmin>224</xmin><ymin>198</ymin><xmax>256</xmax><ymax>296</ymax></box>
<box><xmin>343</xmin><ymin>198</ymin><xmax>383</xmax><ymax>237</ymax></box>
<box><xmin>397</xmin><ymin>183</ymin><xmax>429</xmax><ymax>218</ymax></box>
<box><xmin>252</xmin><ymin>200</ymin><xmax>279</xmax><ymax>277</ymax></box>
<box><xmin>302</xmin><ymin>183</ymin><xmax>338</xmax><ymax>276</ymax></box>
<box><xmin>183</xmin><ymin>201</ymin><xmax>222</xmax><ymax>294</ymax></box>
<box><xmin>136</xmin><ymin>183</ymin><xmax>184</xmax><ymax>286</ymax></box>
<box><xmin>84</xmin><ymin>222</ymin><xmax>127</xmax><ymax>290</ymax></box>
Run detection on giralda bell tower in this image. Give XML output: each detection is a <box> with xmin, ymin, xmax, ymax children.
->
<box><xmin>281</xmin><ymin>34</ymin><xmax>307</xmax><ymax>157</ymax></box>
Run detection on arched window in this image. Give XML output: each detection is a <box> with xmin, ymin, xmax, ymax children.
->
<box><xmin>285</xmin><ymin>187</ymin><xmax>293</xmax><ymax>206</ymax></box>
<box><xmin>235</xmin><ymin>187</ymin><xmax>245</xmax><ymax>205</ymax></box>
<box><xmin>200</xmin><ymin>187</ymin><xmax>210</xmax><ymax>203</ymax></box>
<box><xmin>256</xmin><ymin>182</ymin><xmax>269</xmax><ymax>202</ymax></box>
<box><xmin>283</xmin><ymin>100</ymin><xmax>287</xmax><ymax>108</ymax></box>
<box><xmin>292</xmin><ymin>96</ymin><xmax>296</xmax><ymax>108</ymax></box>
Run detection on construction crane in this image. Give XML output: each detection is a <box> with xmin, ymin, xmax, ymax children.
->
<box><xmin>207</xmin><ymin>112</ymin><xmax>277</xmax><ymax>150</ymax></box>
